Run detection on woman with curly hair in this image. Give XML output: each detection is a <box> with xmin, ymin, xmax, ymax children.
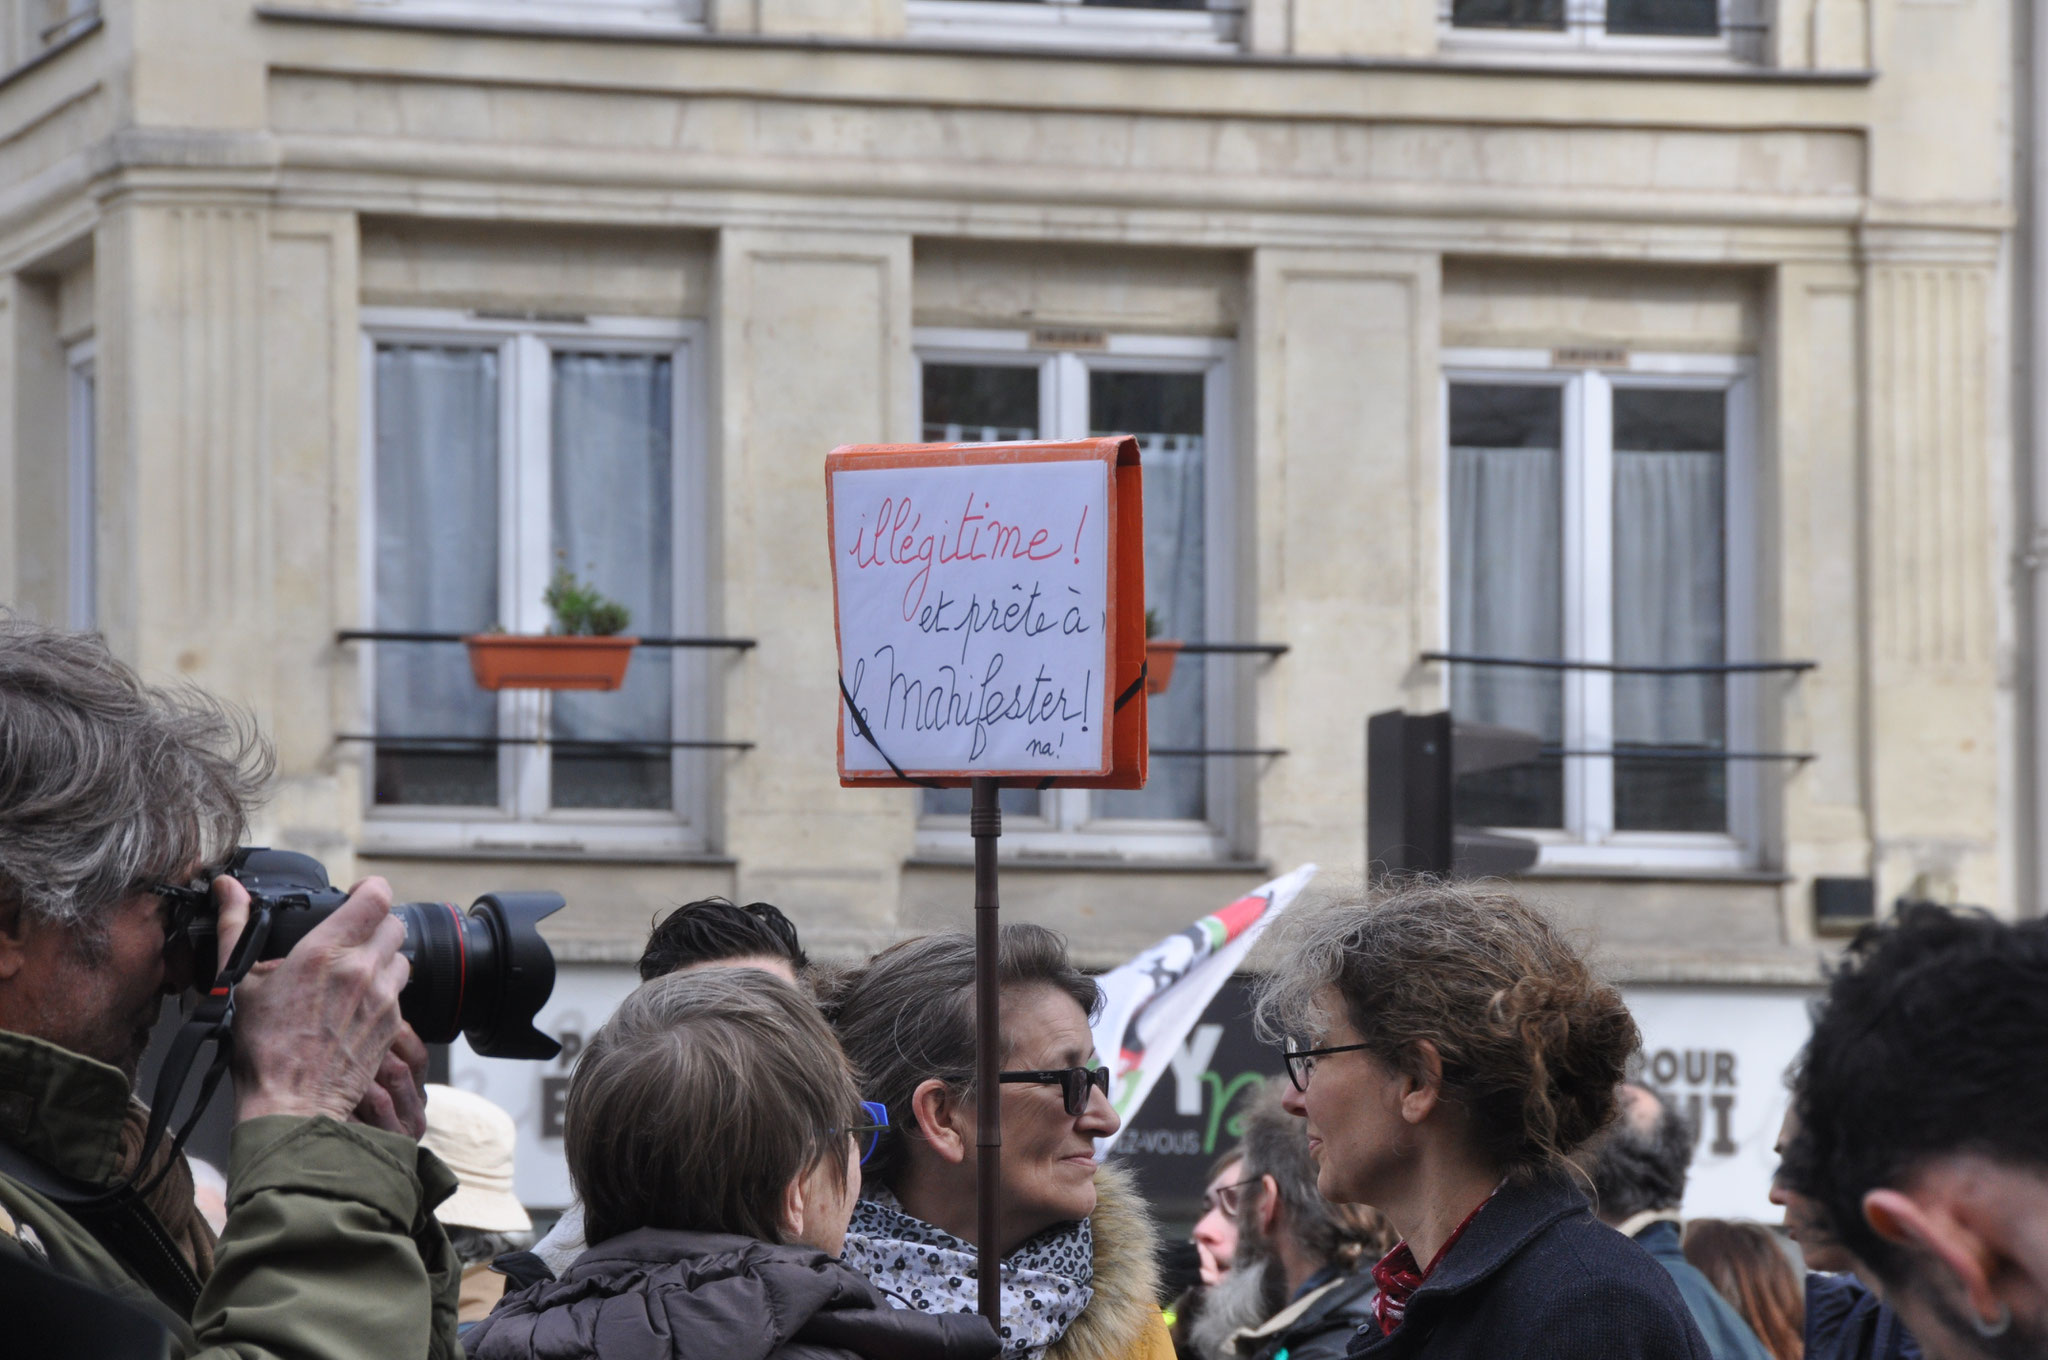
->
<box><xmin>1250</xmin><ymin>879</ymin><xmax>1709</xmax><ymax>1360</ymax></box>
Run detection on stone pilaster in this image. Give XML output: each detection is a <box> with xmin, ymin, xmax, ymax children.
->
<box><xmin>1249</xmin><ymin>247</ymin><xmax>1441</xmax><ymax>877</ymax></box>
<box><xmin>714</xmin><ymin>227</ymin><xmax>916</xmax><ymax>947</ymax></box>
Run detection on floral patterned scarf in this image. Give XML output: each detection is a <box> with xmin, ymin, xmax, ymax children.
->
<box><xmin>839</xmin><ymin>1188</ymin><xmax>1094</xmax><ymax>1359</ymax></box>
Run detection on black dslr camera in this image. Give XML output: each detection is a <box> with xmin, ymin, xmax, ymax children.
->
<box><xmin>184</xmin><ymin>847</ymin><xmax>565</xmax><ymax>1061</ymax></box>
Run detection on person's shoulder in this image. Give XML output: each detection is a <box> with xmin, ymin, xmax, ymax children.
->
<box><xmin>1491</xmin><ymin>1215</ymin><xmax>1709</xmax><ymax>1351</ymax></box>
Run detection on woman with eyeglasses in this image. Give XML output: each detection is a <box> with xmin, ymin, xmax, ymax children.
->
<box><xmin>1251</xmin><ymin>881</ymin><xmax>1710</xmax><ymax>1360</ymax></box>
<box><xmin>466</xmin><ymin>968</ymin><xmax>999</xmax><ymax>1360</ymax></box>
<box><xmin>819</xmin><ymin>924</ymin><xmax>1174</xmax><ymax>1360</ymax></box>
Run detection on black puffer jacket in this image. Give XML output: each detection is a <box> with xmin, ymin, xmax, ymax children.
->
<box><xmin>465</xmin><ymin>1228</ymin><xmax>1000</xmax><ymax>1360</ymax></box>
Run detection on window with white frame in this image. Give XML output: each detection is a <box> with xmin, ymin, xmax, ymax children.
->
<box><xmin>66</xmin><ymin>338</ymin><xmax>94</xmax><ymax>631</ymax></box>
<box><xmin>905</xmin><ymin>0</ymin><xmax>1242</xmax><ymax>52</ymax></box>
<box><xmin>351</xmin><ymin>0</ymin><xmax>704</xmax><ymax>31</ymax></box>
<box><xmin>1441</xmin><ymin>0</ymin><xmax>1766</xmax><ymax>63</ymax></box>
<box><xmin>362</xmin><ymin>310</ymin><xmax>706</xmax><ymax>854</ymax></box>
<box><xmin>914</xmin><ymin>328</ymin><xmax>1236</xmax><ymax>860</ymax></box>
<box><xmin>1442</xmin><ymin>350</ymin><xmax>1755</xmax><ymax>870</ymax></box>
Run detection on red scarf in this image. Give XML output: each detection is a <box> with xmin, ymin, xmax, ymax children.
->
<box><xmin>1370</xmin><ymin>1191</ymin><xmax>1496</xmax><ymax>1336</ymax></box>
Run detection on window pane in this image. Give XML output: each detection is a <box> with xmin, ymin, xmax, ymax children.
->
<box><xmin>920</xmin><ymin>361</ymin><xmax>1046</xmax><ymax>820</ymax></box>
<box><xmin>1612</xmin><ymin>387</ymin><xmax>1726</xmax><ymax>832</ymax></box>
<box><xmin>1093</xmin><ymin>369</ymin><xmax>1207</xmax><ymax>823</ymax></box>
<box><xmin>373</xmin><ymin>345</ymin><xmax>500</xmax><ymax>807</ymax></box>
<box><xmin>1448</xmin><ymin>385</ymin><xmax>1565</xmax><ymax>830</ymax></box>
<box><xmin>923</xmin><ymin>363</ymin><xmax>1039</xmax><ymax>444</ymax></box>
<box><xmin>551</xmin><ymin>352</ymin><xmax>675</xmax><ymax>810</ymax></box>
<box><xmin>1605</xmin><ymin>0</ymin><xmax>1718</xmax><ymax>35</ymax></box>
<box><xmin>1451</xmin><ymin>0</ymin><xmax>1566</xmax><ymax>29</ymax></box>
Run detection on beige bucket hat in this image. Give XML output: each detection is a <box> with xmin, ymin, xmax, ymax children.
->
<box><xmin>420</xmin><ymin>1084</ymin><xmax>533</xmax><ymax>1234</ymax></box>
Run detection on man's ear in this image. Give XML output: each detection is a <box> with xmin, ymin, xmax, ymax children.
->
<box><xmin>1864</xmin><ymin>1187</ymin><xmax>2007</xmax><ymax>1332</ymax></box>
<box><xmin>1256</xmin><ymin>1173</ymin><xmax>1282</xmax><ymax>1239</ymax></box>
<box><xmin>0</xmin><ymin>898</ymin><xmax>28</xmax><ymax>981</ymax></box>
<box><xmin>1399</xmin><ymin>1040</ymin><xmax>1445</xmax><ymax>1126</ymax></box>
<box><xmin>910</xmin><ymin>1078</ymin><xmax>968</xmax><ymax>1165</ymax></box>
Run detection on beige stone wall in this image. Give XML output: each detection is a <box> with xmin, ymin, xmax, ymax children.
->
<box><xmin>0</xmin><ymin>0</ymin><xmax>2019</xmax><ymax>979</ymax></box>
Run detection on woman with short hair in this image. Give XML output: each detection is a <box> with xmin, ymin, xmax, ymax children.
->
<box><xmin>465</xmin><ymin>969</ymin><xmax>999</xmax><ymax>1360</ymax></box>
<box><xmin>819</xmin><ymin>924</ymin><xmax>1173</xmax><ymax>1360</ymax></box>
<box><xmin>1251</xmin><ymin>880</ymin><xmax>1709</xmax><ymax>1360</ymax></box>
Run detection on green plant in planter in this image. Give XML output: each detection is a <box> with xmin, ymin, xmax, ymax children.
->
<box><xmin>543</xmin><ymin>566</ymin><xmax>631</xmax><ymax>637</ymax></box>
<box><xmin>1145</xmin><ymin>607</ymin><xmax>1162</xmax><ymax>640</ymax></box>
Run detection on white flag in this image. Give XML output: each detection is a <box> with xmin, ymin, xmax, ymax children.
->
<box><xmin>1090</xmin><ymin>864</ymin><xmax>1318</xmax><ymax>1158</ymax></box>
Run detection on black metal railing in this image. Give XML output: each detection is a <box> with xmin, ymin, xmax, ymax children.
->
<box><xmin>1421</xmin><ymin>652</ymin><xmax>1814</xmax><ymax>763</ymax></box>
<box><xmin>336</xmin><ymin>629</ymin><xmax>756</xmax><ymax>651</ymax></box>
<box><xmin>336</xmin><ymin>630</ymin><xmax>755</xmax><ymax>755</ymax></box>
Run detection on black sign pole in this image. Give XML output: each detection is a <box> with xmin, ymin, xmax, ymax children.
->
<box><xmin>970</xmin><ymin>775</ymin><xmax>1003</xmax><ymax>1329</ymax></box>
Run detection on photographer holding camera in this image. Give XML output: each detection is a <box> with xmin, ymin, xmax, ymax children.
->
<box><xmin>0</xmin><ymin>617</ymin><xmax>463</xmax><ymax>1358</ymax></box>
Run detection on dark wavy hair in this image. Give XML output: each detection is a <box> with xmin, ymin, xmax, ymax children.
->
<box><xmin>1782</xmin><ymin>903</ymin><xmax>2048</xmax><ymax>1283</ymax></box>
<box><xmin>638</xmin><ymin>897</ymin><xmax>809</xmax><ymax>981</ymax></box>
<box><xmin>1252</xmin><ymin>878</ymin><xmax>1639</xmax><ymax>1179</ymax></box>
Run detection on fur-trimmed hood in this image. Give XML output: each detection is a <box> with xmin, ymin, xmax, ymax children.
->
<box><xmin>1044</xmin><ymin>1161</ymin><xmax>1163</xmax><ymax>1360</ymax></box>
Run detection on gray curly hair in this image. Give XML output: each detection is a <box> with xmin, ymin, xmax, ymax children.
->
<box><xmin>0</xmin><ymin>615</ymin><xmax>272</xmax><ymax>945</ymax></box>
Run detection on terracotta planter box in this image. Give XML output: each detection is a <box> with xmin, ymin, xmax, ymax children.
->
<box><xmin>464</xmin><ymin>635</ymin><xmax>638</xmax><ymax>691</ymax></box>
<box><xmin>1145</xmin><ymin>640</ymin><xmax>1182</xmax><ymax>696</ymax></box>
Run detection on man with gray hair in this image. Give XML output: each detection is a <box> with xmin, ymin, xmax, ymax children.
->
<box><xmin>1191</xmin><ymin>1080</ymin><xmax>1394</xmax><ymax>1360</ymax></box>
<box><xmin>0</xmin><ymin>617</ymin><xmax>461</xmax><ymax>1358</ymax></box>
<box><xmin>1576</xmin><ymin>1081</ymin><xmax>1774</xmax><ymax>1360</ymax></box>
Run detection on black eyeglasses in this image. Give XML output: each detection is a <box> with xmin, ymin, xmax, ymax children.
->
<box><xmin>839</xmin><ymin>1100</ymin><xmax>890</xmax><ymax>1165</ymax></box>
<box><xmin>1281</xmin><ymin>1041</ymin><xmax>1372</xmax><ymax>1092</ymax></box>
<box><xmin>1202</xmin><ymin>1174</ymin><xmax>1262</xmax><ymax>1220</ymax></box>
<box><xmin>999</xmin><ymin>1065</ymin><xmax>1111</xmax><ymax>1117</ymax></box>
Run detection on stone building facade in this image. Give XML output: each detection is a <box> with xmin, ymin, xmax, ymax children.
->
<box><xmin>0</xmin><ymin>0</ymin><xmax>2018</xmax><ymax>1211</ymax></box>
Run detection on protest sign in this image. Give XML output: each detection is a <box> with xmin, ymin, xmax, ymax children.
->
<box><xmin>827</xmin><ymin>437</ymin><xmax>1147</xmax><ymax>788</ymax></box>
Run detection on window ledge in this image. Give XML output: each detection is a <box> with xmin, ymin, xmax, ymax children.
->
<box><xmin>904</xmin><ymin>854</ymin><xmax>1269</xmax><ymax>874</ymax></box>
<box><xmin>252</xmin><ymin>6</ymin><xmax>1874</xmax><ymax>81</ymax></box>
<box><xmin>357</xmin><ymin>841</ymin><xmax>734</xmax><ymax>866</ymax></box>
<box><xmin>1518</xmin><ymin>863</ymin><xmax>1791</xmax><ymax>885</ymax></box>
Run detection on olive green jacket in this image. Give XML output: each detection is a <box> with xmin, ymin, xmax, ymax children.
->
<box><xmin>0</xmin><ymin>1028</ymin><xmax>464</xmax><ymax>1360</ymax></box>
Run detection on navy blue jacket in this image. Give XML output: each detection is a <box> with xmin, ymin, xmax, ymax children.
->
<box><xmin>1805</xmin><ymin>1273</ymin><xmax>1922</xmax><ymax>1360</ymax></box>
<box><xmin>1343</xmin><ymin>1171</ymin><xmax>1711</xmax><ymax>1360</ymax></box>
<box><xmin>1631</xmin><ymin>1221</ymin><xmax>1774</xmax><ymax>1360</ymax></box>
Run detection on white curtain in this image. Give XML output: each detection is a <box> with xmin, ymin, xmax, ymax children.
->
<box><xmin>373</xmin><ymin>345</ymin><xmax>500</xmax><ymax>805</ymax></box>
<box><xmin>1098</xmin><ymin>427</ymin><xmax>1205</xmax><ymax>821</ymax></box>
<box><xmin>551</xmin><ymin>352</ymin><xmax>675</xmax><ymax>809</ymax></box>
<box><xmin>1448</xmin><ymin>444</ymin><xmax>1562</xmax><ymax>743</ymax></box>
<box><xmin>1612</xmin><ymin>449</ymin><xmax>1724</xmax><ymax>748</ymax></box>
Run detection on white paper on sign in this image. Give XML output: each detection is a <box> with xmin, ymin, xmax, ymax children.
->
<box><xmin>832</xmin><ymin>458</ymin><xmax>1113</xmax><ymax>777</ymax></box>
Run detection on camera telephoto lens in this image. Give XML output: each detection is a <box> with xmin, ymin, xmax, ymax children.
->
<box><xmin>196</xmin><ymin>849</ymin><xmax>564</xmax><ymax>1060</ymax></box>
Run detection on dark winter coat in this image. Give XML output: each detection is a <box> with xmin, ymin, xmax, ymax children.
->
<box><xmin>1631</xmin><ymin>1221</ymin><xmax>1774</xmax><ymax>1360</ymax></box>
<box><xmin>464</xmin><ymin>1227</ymin><xmax>1001</xmax><ymax>1360</ymax></box>
<box><xmin>1343</xmin><ymin>1169</ymin><xmax>1712</xmax><ymax>1360</ymax></box>
<box><xmin>1233</xmin><ymin>1268</ymin><xmax>1378</xmax><ymax>1360</ymax></box>
<box><xmin>1804</xmin><ymin>1272</ymin><xmax>1923</xmax><ymax>1360</ymax></box>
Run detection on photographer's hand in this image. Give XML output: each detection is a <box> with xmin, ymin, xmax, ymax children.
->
<box><xmin>354</xmin><ymin>1022</ymin><xmax>429</xmax><ymax>1139</ymax></box>
<box><xmin>216</xmin><ymin>874</ymin><xmax>415</xmax><ymax>1128</ymax></box>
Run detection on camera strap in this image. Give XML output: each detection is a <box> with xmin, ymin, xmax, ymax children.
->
<box><xmin>127</xmin><ymin>903</ymin><xmax>275</xmax><ymax>1201</ymax></box>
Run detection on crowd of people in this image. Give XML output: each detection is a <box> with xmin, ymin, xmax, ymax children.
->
<box><xmin>2</xmin><ymin>612</ymin><xmax>2043</xmax><ymax>1360</ymax></box>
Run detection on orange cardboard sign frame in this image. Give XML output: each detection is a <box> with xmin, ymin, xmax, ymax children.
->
<box><xmin>827</xmin><ymin>437</ymin><xmax>1148</xmax><ymax>791</ymax></box>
